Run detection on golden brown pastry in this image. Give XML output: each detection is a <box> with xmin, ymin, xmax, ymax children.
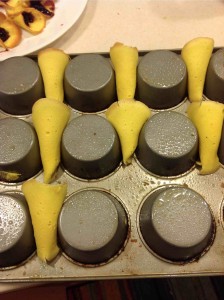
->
<box><xmin>0</xmin><ymin>15</ymin><xmax>22</xmax><ymax>48</ymax></box>
<box><xmin>10</xmin><ymin>7</ymin><xmax>46</xmax><ymax>34</ymax></box>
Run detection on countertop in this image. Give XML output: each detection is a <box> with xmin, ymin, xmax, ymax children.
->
<box><xmin>50</xmin><ymin>0</ymin><xmax>224</xmax><ymax>54</ymax></box>
<box><xmin>1</xmin><ymin>0</ymin><xmax>224</xmax><ymax>294</ymax></box>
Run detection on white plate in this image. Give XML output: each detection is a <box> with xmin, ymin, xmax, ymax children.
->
<box><xmin>0</xmin><ymin>0</ymin><xmax>88</xmax><ymax>61</ymax></box>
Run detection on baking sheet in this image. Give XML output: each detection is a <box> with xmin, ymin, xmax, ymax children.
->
<box><xmin>0</xmin><ymin>54</ymin><xmax>224</xmax><ymax>282</ymax></box>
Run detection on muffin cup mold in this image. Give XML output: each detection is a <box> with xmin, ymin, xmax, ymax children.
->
<box><xmin>0</xmin><ymin>191</ymin><xmax>36</xmax><ymax>269</ymax></box>
<box><xmin>0</xmin><ymin>56</ymin><xmax>44</xmax><ymax>115</ymax></box>
<box><xmin>64</xmin><ymin>54</ymin><xmax>116</xmax><ymax>112</ymax></box>
<box><xmin>138</xmin><ymin>185</ymin><xmax>215</xmax><ymax>263</ymax></box>
<box><xmin>136</xmin><ymin>111</ymin><xmax>198</xmax><ymax>177</ymax></box>
<box><xmin>61</xmin><ymin>114</ymin><xmax>122</xmax><ymax>180</ymax></box>
<box><xmin>0</xmin><ymin>48</ymin><xmax>224</xmax><ymax>280</ymax></box>
<box><xmin>0</xmin><ymin>117</ymin><xmax>42</xmax><ymax>183</ymax></box>
<box><xmin>58</xmin><ymin>189</ymin><xmax>129</xmax><ymax>266</ymax></box>
<box><xmin>204</xmin><ymin>48</ymin><xmax>224</xmax><ymax>103</ymax></box>
<box><xmin>137</xmin><ymin>50</ymin><xmax>187</xmax><ymax>109</ymax></box>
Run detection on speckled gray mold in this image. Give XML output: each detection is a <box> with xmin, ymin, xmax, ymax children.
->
<box><xmin>61</xmin><ymin>114</ymin><xmax>121</xmax><ymax>179</ymax></box>
<box><xmin>0</xmin><ymin>192</ymin><xmax>36</xmax><ymax>268</ymax></box>
<box><xmin>139</xmin><ymin>186</ymin><xmax>215</xmax><ymax>263</ymax></box>
<box><xmin>58</xmin><ymin>189</ymin><xmax>129</xmax><ymax>265</ymax></box>
<box><xmin>136</xmin><ymin>111</ymin><xmax>198</xmax><ymax>177</ymax></box>
<box><xmin>0</xmin><ymin>117</ymin><xmax>42</xmax><ymax>183</ymax></box>
<box><xmin>64</xmin><ymin>54</ymin><xmax>116</xmax><ymax>112</ymax></box>
<box><xmin>0</xmin><ymin>57</ymin><xmax>44</xmax><ymax>115</ymax></box>
<box><xmin>205</xmin><ymin>48</ymin><xmax>224</xmax><ymax>103</ymax></box>
<box><xmin>137</xmin><ymin>50</ymin><xmax>187</xmax><ymax>109</ymax></box>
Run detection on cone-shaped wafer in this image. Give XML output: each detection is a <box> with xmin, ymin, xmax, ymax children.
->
<box><xmin>187</xmin><ymin>100</ymin><xmax>224</xmax><ymax>174</ymax></box>
<box><xmin>22</xmin><ymin>179</ymin><xmax>67</xmax><ymax>262</ymax></box>
<box><xmin>38</xmin><ymin>48</ymin><xmax>70</xmax><ymax>101</ymax></box>
<box><xmin>181</xmin><ymin>37</ymin><xmax>214</xmax><ymax>102</ymax></box>
<box><xmin>110</xmin><ymin>42</ymin><xmax>138</xmax><ymax>100</ymax></box>
<box><xmin>32</xmin><ymin>98</ymin><xmax>71</xmax><ymax>183</ymax></box>
<box><xmin>106</xmin><ymin>99</ymin><xmax>151</xmax><ymax>164</ymax></box>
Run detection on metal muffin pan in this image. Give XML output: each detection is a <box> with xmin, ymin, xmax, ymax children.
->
<box><xmin>0</xmin><ymin>50</ymin><xmax>224</xmax><ymax>282</ymax></box>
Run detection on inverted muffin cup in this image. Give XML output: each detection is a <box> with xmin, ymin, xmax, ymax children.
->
<box><xmin>64</xmin><ymin>54</ymin><xmax>116</xmax><ymax>112</ymax></box>
<box><xmin>58</xmin><ymin>189</ymin><xmax>129</xmax><ymax>266</ymax></box>
<box><xmin>0</xmin><ymin>117</ymin><xmax>42</xmax><ymax>183</ymax></box>
<box><xmin>137</xmin><ymin>50</ymin><xmax>187</xmax><ymax>109</ymax></box>
<box><xmin>204</xmin><ymin>48</ymin><xmax>224</xmax><ymax>103</ymax></box>
<box><xmin>0</xmin><ymin>57</ymin><xmax>44</xmax><ymax>115</ymax></box>
<box><xmin>61</xmin><ymin>114</ymin><xmax>121</xmax><ymax>180</ymax></box>
<box><xmin>0</xmin><ymin>191</ymin><xmax>36</xmax><ymax>269</ymax></box>
<box><xmin>136</xmin><ymin>111</ymin><xmax>198</xmax><ymax>177</ymax></box>
<box><xmin>138</xmin><ymin>185</ymin><xmax>215</xmax><ymax>263</ymax></box>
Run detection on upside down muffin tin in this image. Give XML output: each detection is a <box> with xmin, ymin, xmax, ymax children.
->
<box><xmin>0</xmin><ymin>48</ymin><xmax>224</xmax><ymax>282</ymax></box>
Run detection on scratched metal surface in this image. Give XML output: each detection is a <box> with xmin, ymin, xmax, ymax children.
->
<box><xmin>0</xmin><ymin>54</ymin><xmax>224</xmax><ymax>282</ymax></box>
